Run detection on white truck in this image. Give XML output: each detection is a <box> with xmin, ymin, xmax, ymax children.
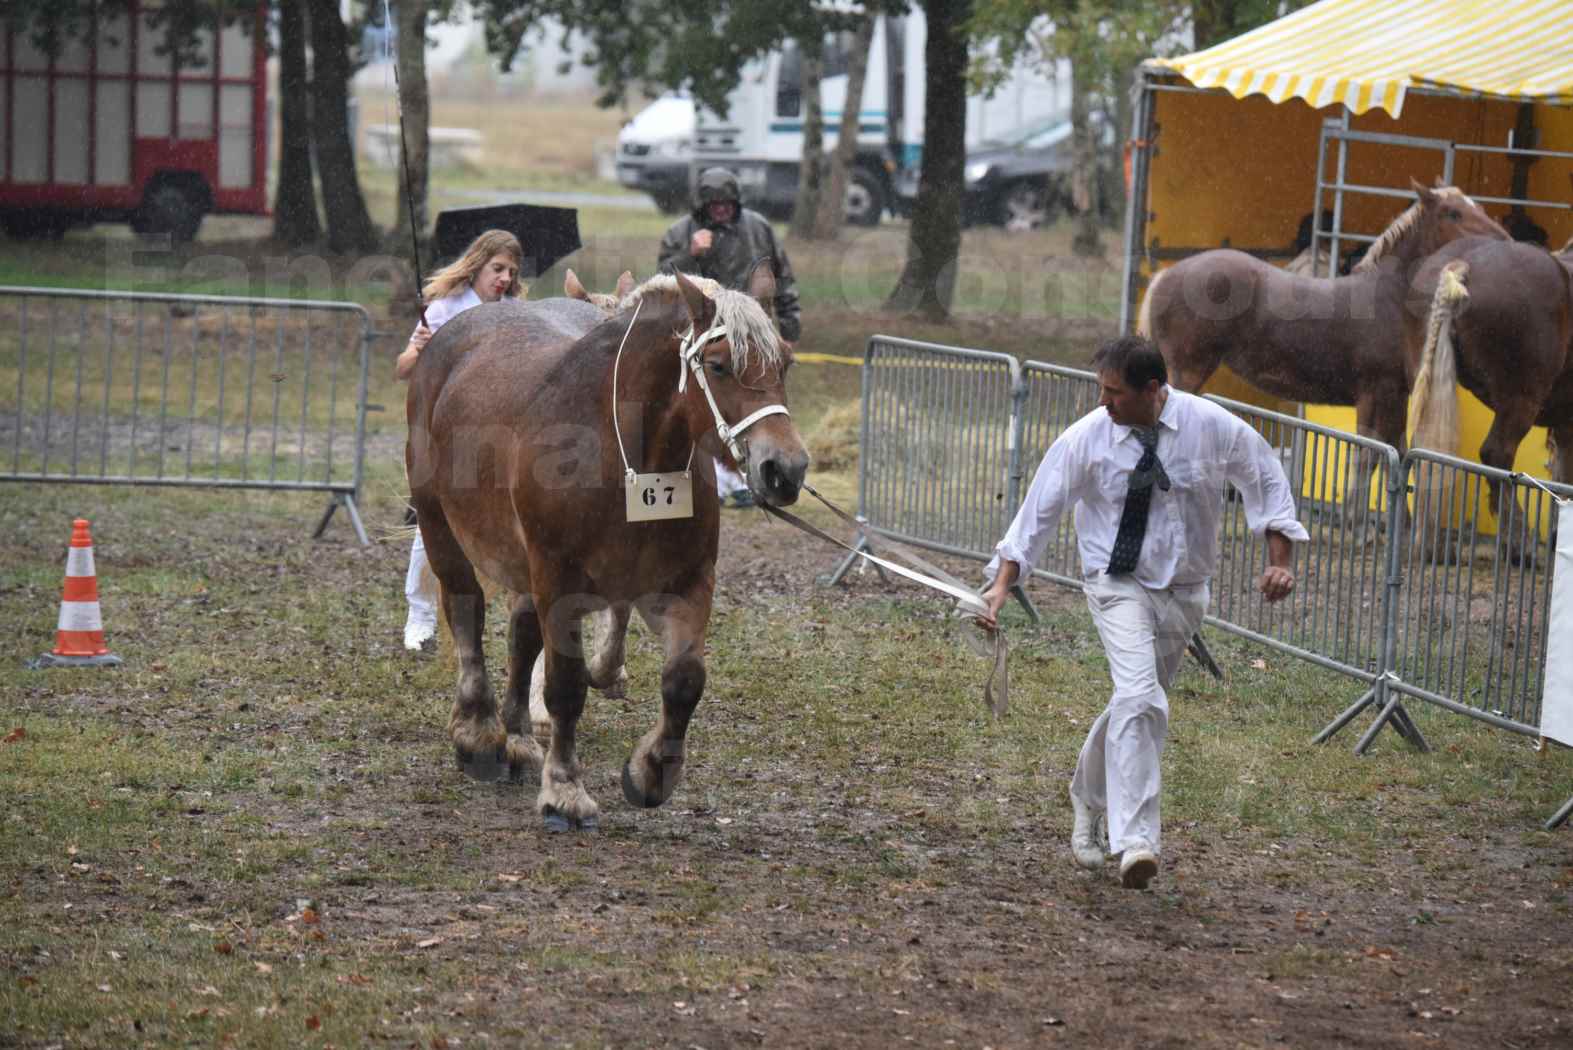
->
<box><xmin>689</xmin><ymin>11</ymin><xmax>1067</xmax><ymax>225</ymax></box>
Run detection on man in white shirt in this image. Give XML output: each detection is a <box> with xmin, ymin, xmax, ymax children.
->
<box><xmin>975</xmin><ymin>336</ymin><xmax>1306</xmax><ymax>889</ymax></box>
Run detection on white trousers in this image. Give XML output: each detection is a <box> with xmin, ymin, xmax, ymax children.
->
<box><xmin>714</xmin><ymin>458</ymin><xmax>748</xmax><ymax>496</ymax></box>
<box><xmin>1071</xmin><ymin>573</ymin><xmax>1210</xmax><ymax>857</ymax></box>
<box><xmin>405</xmin><ymin>531</ymin><xmax>438</xmax><ymax>629</ymax></box>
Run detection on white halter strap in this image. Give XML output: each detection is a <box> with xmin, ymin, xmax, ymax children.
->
<box><xmin>677</xmin><ymin>321</ymin><xmax>790</xmax><ymax>463</ymax></box>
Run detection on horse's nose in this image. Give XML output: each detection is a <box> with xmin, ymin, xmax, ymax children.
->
<box><xmin>759</xmin><ymin>450</ymin><xmax>808</xmax><ymax>506</ymax></box>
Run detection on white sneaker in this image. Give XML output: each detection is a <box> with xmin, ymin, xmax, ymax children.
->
<box><xmin>403</xmin><ymin>619</ymin><xmax>436</xmax><ymax>653</ymax></box>
<box><xmin>1070</xmin><ymin>793</ymin><xmax>1106</xmax><ymax>870</ymax></box>
<box><xmin>1120</xmin><ymin>848</ymin><xmax>1159</xmax><ymax>890</ymax></box>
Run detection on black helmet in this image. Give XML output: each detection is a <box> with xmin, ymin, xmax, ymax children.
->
<box><xmin>695</xmin><ymin>167</ymin><xmax>741</xmax><ymax>207</ymax></box>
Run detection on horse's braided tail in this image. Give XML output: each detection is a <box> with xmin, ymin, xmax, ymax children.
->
<box><xmin>1135</xmin><ymin>267</ymin><xmax>1166</xmax><ymax>337</ymax></box>
<box><xmin>1408</xmin><ymin>260</ymin><xmax>1469</xmax><ymax>456</ymax></box>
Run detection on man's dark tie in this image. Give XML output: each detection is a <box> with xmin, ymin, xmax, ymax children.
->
<box><xmin>1107</xmin><ymin>426</ymin><xmax>1170</xmax><ymax>576</ymax></box>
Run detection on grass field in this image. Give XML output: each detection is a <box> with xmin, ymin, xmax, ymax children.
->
<box><xmin>4</xmin><ymin>91</ymin><xmax>1572</xmax><ymax>1050</ymax></box>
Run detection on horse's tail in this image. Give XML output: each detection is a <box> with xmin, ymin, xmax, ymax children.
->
<box><xmin>1408</xmin><ymin>260</ymin><xmax>1469</xmax><ymax>456</ymax></box>
<box><xmin>1136</xmin><ymin>267</ymin><xmax>1166</xmax><ymax>337</ymax></box>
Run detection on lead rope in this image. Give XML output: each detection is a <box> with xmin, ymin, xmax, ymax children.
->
<box><xmin>759</xmin><ymin>483</ymin><xmax>1009</xmax><ymax>718</ymax></box>
<box><xmin>609</xmin><ymin>299</ymin><xmax>694</xmax><ymax>480</ymax></box>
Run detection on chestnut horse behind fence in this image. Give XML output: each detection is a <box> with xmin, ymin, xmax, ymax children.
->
<box><xmin>1139</xmin><ymin>180</ymin><xmax>1508</xmax><ymax>512</ymax></box>
<box><xmin>405</xmin><ymin>268</ymin><xmax>807</xmax><ymax>830</ymax></box>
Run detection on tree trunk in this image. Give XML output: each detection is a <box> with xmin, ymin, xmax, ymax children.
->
<box><xmin>886</xmin><ymin>0</ymin><xmax>969</xmax><ymax>318</ymax></box>
<box><xmin>813</xmin><ymin>13</ymin><xmax>875</xmax><ymax>240</ymax></box>
<box><xmin>393</xmin><ymin>0</ymin><xmax>432</xmax><ymax>250</ymax></box>
<box><xmin>789</xmin><ymin>36</ymin><xmax>825</xmax><ymax>240</ymax></box>
<box><xmin>272</xmin><ymin>0</ymin><xmax>320</xmax><ymax>246</ymax></box>
<box><xmin>1069</xmin><ymin>56</ymin><xmax>1102</xmax><ymax>257</ymax></box>
<box><xmin>304</xmin><ymin>0</ymin><xmax>379</xmax><ymax>254</ymax></box>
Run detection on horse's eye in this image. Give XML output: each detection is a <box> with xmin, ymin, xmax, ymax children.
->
<box><xmin>708</xmin><ymin>360</ymin><xmax>728</xmax><ymax>376</ymax></box>
<box><xmin>1446</xmin><ymin>209</ymin><xmax>1461</xmax><ymax>221</ymax></box>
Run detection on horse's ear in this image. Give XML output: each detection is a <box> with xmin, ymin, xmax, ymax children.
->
<box><xmin>615</xmin><ymin>270</ymin><xmax>636</xmax><ymax>299</ymax></box>
<box><xmin>1411</xmin><ymin>177</ymin><xmax>1437</xmax><ymax>203</ymax></box>
<box><xmin>673</xmin><ymin>271</ymin><xmax>713</xmax><ymax>328</ymax></box>
<box><xmin>745</xmin><ymin>258</ymin><xmax>777</xmax><ymax>306</ymax></box>
<box><xmin>564</xmin><ymin>269</ymin><xmax>587</xmax><ymax>301</ymax></box>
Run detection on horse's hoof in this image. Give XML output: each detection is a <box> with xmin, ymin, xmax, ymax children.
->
<box><xmin>541</xmin><ymin>807</ymin><xmax>597</xmax><ymax>832</ymax></box>
<box><xmin>456</xmin><ymin>744</ymin><xmax>506</xmax><ymax>783</ymax></box>
<box><xmin>621</xmin><ymin>760</ymin><xmax>664</xmax><ymax>809</ymax></box>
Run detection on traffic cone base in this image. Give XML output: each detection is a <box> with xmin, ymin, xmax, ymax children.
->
<box><xmin>36</xmin><ymin>518</ymin><xmax>121</xmax><ymax>670</ymax></box>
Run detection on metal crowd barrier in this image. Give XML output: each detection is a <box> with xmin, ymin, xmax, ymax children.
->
<box><xmin>0</xmin><ymin>286</ymin><xmax>372</xmax><ymax>544</ymax></box>
<box><xmin>1371</xmin><ymin>451</ymin><xmax>1570</xmax><ymax>740</ymax></box>
<box><xmin>824</xmin><ymin>335</ymin><xmax>1023</xmax><ymax>584</ymax></box>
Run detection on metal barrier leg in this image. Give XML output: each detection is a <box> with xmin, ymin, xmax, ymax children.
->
<box><xmin>1544</xmin><ymin>794</ymin><xmax>1573</xmax><ymax>831</ymax></box>
<box><xmin>1389</xmin><ymin>704</ymin><xmax>1430</xmax><ymax>752</ymax></box>
<box><xmin>312</xmin><ymin>493</ymin><xmax>370</xmax><ymax>547</ymax></box>
<box><xmin>1009</xmin><ymin>583</ymin><xmax>1039</xmax><ymax>623</ymax></box>
<box><xmin>1187</xmin><ymin>632</ymin><xmax>1223</xmax><ymax>680</ymax></box>
<box><xmin>819</xmin><ymin>535</ymin><xmax>886</xmax><ymax>587</ymax></box>
<box><xmin>1313</xmin><ymin>686</ymin><xmax>1379</xmax><ymax>745</ymax></box>
<box><xmin>341</xmin><ymin>494</ymin><xmax>370</xmax><ymax>547</ymax></box>
<box><xmin>1352</xmin><ymin>692</ymin><xmax>1425</xmax><ymax>755</ymax></box>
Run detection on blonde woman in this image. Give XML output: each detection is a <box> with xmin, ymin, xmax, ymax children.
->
<box><xmin>399</xmin><ymin>230</ymin><xmax>524</xmax><ymax>651</ymax></box>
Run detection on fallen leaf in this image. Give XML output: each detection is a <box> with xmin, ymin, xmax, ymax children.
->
<box><xmin>416</xmin><ymin>938</ymin><xmax>442</xmax><ymax>949</ymax></box>
<box><xmin>214</xmin><ymin>942</ymin><xmax>233</xmax><ymax>955</ymax></box>
<box><xmin>1250</xmin><ymin>659</ymin><xmax>1267</xmax><ymax>670</ymax></box>
<box><xmin>496</xmin><ymin>873</ymin><xmax>524</xmax><ymax>883</ymax></box>
<box><xmin>305</xmin><ymin>1015</ymin><xmax>320</xmax><ymax>1031</ymax></box>
<box><xmin>254</xmin><ymin>962</ymin><xmax>273</xmax><ymax>975</ymax></box>
<box><xmin>301</xmin><ymin>908</ymin><xmax>320</xmax><ymax>925</ymax></box>
<box><xmin>17</xmin><ymin>976</ymin><xmax>37</xmax><ymax>989</ymax></box>
<box><xmin>336</xmin><ymin>974</ymin><xmax>371</xmax><ymax>986</ymax></box>
<box><xmin>2</xmin><ymin>728</ymin><xmax>25</xmax><ymax>744</ymax></box>
<box><xmin>97</xmin><ymin>983</ymin><xmax>112</xmax><ymax>993</ymax></box>
<box><xmin>188</xmin><ymin>1007</ymin><xmax>210</xmax><ymax>1020</ymax></box>
<box><xmin>1363</xmin><ymin>946</ymin><xmax>1396</xmax><ymax>960</ymax></box>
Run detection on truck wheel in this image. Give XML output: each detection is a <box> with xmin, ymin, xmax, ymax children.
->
<box><xmin>135</xmin><ymin>182</ymin><xmax>206</xmax><ymax>243</ymax></box>
<box><xmin>843</xmin><ymin>169</ymin><xmax>884</xmax><ymax>227</ymax></box>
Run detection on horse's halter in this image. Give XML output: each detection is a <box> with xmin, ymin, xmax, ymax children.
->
<box><xmin>676</xmin><ymin>319</ymin><xmax>790</xmax><ymax>465</ymax></box>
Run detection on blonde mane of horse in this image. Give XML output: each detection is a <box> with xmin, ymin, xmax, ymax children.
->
<box><xmin>1352</xmin><ymin>188</ymin><xmax>1472</xmax><ymax>274</ymax></box>
<box><xmin>619</xmin><ymin>274</ymin><xmax>786</xmax><ymax>375</ymax></box>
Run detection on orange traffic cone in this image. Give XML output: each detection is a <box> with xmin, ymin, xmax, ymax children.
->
<box><xmin>36</xmin><ymin>519</ymin><xmax>122</xmax><ymax>668</ymax></box>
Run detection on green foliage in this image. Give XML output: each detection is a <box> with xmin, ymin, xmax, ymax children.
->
<box><xmin>469</xmin><ymin>0</ymin><xmax>906</xmax><ymax>113</ymax></box>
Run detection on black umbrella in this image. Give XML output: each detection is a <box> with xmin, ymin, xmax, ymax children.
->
<box><xmin>432</xmin><ymin>203</ymin><xmax>583</xmax><ymax>278</ymax></box>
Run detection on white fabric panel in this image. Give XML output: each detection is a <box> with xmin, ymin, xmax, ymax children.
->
<box><xmin>95</xmin><ymin>81</ymin><xmax>131</xmax><ymax>185</ymax></box>
<box><xmin>220</xmin><ymin>22</ymin><xmax>254</xmax><ymax>79</ymax></box>
<box><xmin>178</xmin><ymin>83</ymin><xmax>213</xmax><ymax>140</ymax></box>
<box><xmin>53</xmin><ymin>78</ymin><xmax>90</xmax><ymax>185</ymax></box>
<box><xmin>178</xmin><ymin>28</ymin><xmax>214</xmax><ymax>78</ymax></box>
<box><xmin>97</xmin><ymin>15</ymin><xmax>132</xmax><ymax>76</ymax></box>
<box><xmin>14</xmin><ymin>28</ymin><xmax>48</xmax><ymax>72</ymax></box>
<box><xmin>137</xmin><ymin>81</ymin><xmax>171</xmax><ymax>138</ymax></box>
<box><xmin>137</xmin><ymin>13</ymin><xmax>172</xmax><ymax>76</ymax></box>
<box><xmin>56</xmin><ymin>32</ymin><xmax>91</xmax><ymax>74</ymax></box>
<box><xmin>219</xmin><ymin>85</ymin><xmax>252</xmax><ymax>188</ymax></box>
<box><xmin>11</xmin><ymin>78</ymin><xmax>48</xmax><ymax>182</ymax></box>
<box><xmin>1540</xmin><ymin>515</ymin><xmax>1573</xmax><ymax>747</ymax></box>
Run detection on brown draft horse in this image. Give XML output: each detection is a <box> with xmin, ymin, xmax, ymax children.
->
<box><xmin>1405</xmin><ymin>237</ymin><xmax>1573</xmax><ymax>555</ymax></box>
<box><xmin>1139</xmin><ymin>180</ymin><xmax>1508</xmax><ymax>513</ymax></box>
<box><xmin>1408</xmin><ymin>238</ymin><xmax>1573</xmax><ymax>479</ymax></box>
<box><xmin>405</xmin><ymin>268</ymin><xmax>808</xmax><ymax>830</ymax></box>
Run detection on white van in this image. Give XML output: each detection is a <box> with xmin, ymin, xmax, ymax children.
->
<box><xmin>615</xmin><ymin>92</ymin><xmax>695</xmax><ymax>214</ymax></box>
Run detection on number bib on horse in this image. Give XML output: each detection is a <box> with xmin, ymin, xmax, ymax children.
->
<box><xmin>625</xmin><ymin>471</ymin><xmax>694</xmax><ymax>522</ymax></box>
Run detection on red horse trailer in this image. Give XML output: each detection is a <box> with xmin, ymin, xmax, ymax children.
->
<box><xmin>0</xmin><ymin>2</ymin><xmax>268</xmax><ymax>241</ymax></box>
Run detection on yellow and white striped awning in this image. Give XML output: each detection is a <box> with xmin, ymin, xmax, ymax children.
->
<box><xmin>1157</xmin><ymin>0</ymin><xmax>1573</xmax><ymax>118</ymax></box>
